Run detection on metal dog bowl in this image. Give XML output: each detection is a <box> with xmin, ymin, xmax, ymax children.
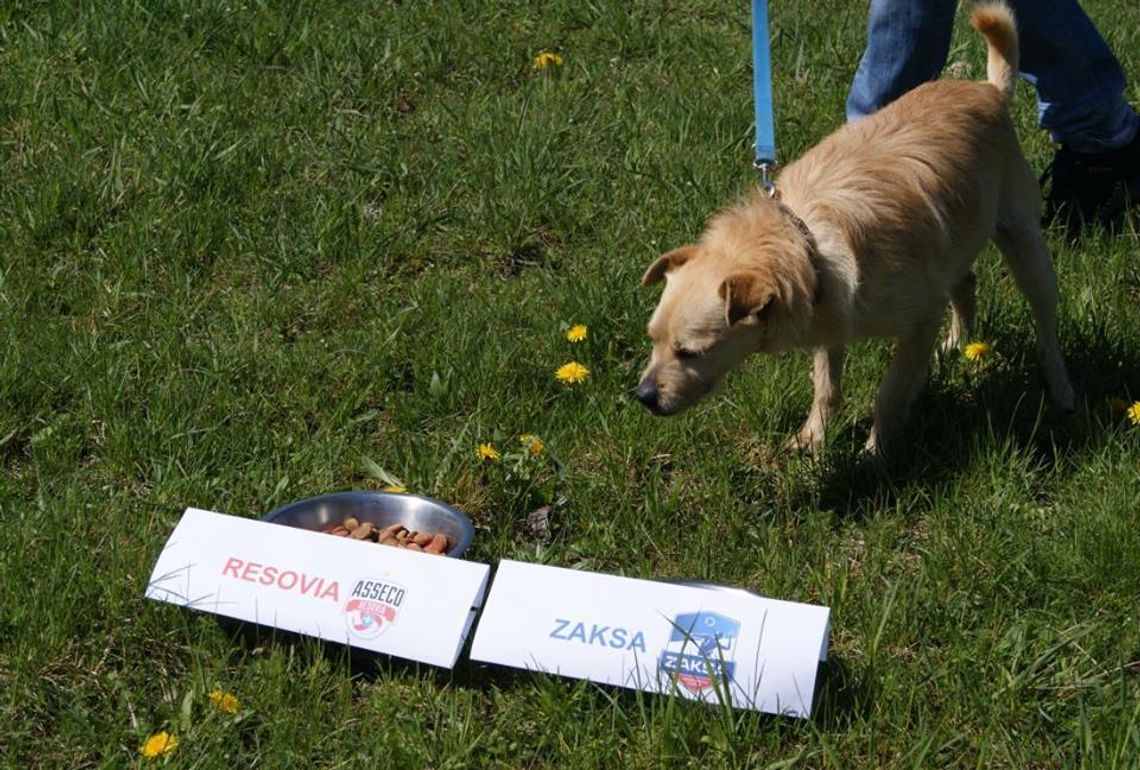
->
<box><xmin>263</xmin><ymin>491</ymin><xmax>475</xmax><ymax>558</ymax></box>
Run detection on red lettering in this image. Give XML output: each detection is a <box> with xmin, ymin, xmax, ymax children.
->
<box><xmin>220</xmin><ymin>558</ymin><xmax>337</xmax><ymax>602</ymax></box>
<box><xmin>300</xmin><ymin>574</ymin><xmax>319</xmax><ymax>594</ymax></box>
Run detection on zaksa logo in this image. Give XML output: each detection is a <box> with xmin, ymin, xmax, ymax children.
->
<box><xmin>344</xmin><ymin>578</ymin><xmax>406</xmax><ymax>640</ymax></box>
<box><xmin>658</xmin><ymin>611</ymin><xmax>740</xmax><ymax>693</ymax></box>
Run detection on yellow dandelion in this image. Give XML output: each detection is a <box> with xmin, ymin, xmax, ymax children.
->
<box><xmin>565</xmin><ymin>324</ymin><xmax>588</xmax><ymax>343</ymax></box>
<box><xmin>140</xmin><ymin>731</ymin><xmax>178</xmax><ymax>758</ymax></box>
<box><xmin>1128</xmin><ymin>401</ymin><xmax>1140</xmax><ymax>428</ymax></box>
<box><xmin>477</xmin><ymin>443</ymin><xmax>501</xmax><ymax>462</ymax></box>
<box><xmin>382</xmin><ymin>485</ymin><xmax>407</xmax><ymax>494</ymax></box>
<box><xmin>209</xmin><ymin>689</ymin><xmax>239</xmax><ymax>714</ymax></box>
<box><xmin>519</xmin><ymin>434</ymin><xmax>545</xmax><ymax>455</ymax></box>
<box><xmin>555</xmin><ymin>361</ymin><xmax>589</xmax><ymax>385</ymax></box>
<box><xmin>963</xmin><ymin>341</ymin><xmax>992</xmax><ymax>361</ymax></box>
<box><xmin>533</xmin><ymin>51</ymin><xmax>563</xmax><ymax>70</ymax></box>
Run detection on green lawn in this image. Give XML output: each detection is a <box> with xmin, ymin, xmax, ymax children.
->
<box><xmin>3</xmin><ymin>1</ymin><xmax>1140</xmax><ymax>767</ymax></box>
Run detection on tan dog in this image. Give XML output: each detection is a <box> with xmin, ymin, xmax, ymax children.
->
<box><xmin>637</xmin><ymin>3</ymin><xmax>1075</xmax><ymax>454</ymax></box>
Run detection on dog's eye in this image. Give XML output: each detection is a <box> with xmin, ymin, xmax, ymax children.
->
<box><xmin>674</xmin><ymin>346</ymin><xmax>702</xmax><ymax>360</ymax></box>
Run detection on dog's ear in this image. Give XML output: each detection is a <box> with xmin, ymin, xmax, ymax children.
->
<box><xmin>641</xmin><ymin>246</ymin><xmax>697</xmax><ymax>286</ymax></box>
<box><xmin>720</xmin><ymin>272</ymin><xmax>775</xmax><ymax>326</ymax></box>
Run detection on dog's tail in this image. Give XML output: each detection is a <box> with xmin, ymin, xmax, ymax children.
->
<box><xmin>970</xmin><ymin>3</ymin><xmax>1018</xmax><ymax>102</ymax></box>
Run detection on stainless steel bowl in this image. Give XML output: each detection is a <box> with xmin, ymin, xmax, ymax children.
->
<box><xmin>262</xmin><ymin>491</ymin><xmax>475</xmax><ymax>558</ymax></box>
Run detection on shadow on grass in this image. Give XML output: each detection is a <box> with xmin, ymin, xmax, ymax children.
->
<box><xmin>811</xmin><ymin>656</ymin><xmax>871</xmax><ymax>729</ymax></box>
<box><xmin>797</xmin><ymin>325</ymin><xmax>1140</xmax><ymax>519</ymax></box>
<box><xmin>219</xmin><ymin>617</ymin><xmax>871</xmax><ymax>727</ymax></box>
<box><xmin>218</xmin><ymin>614</ymin><xmax>545</xmax><ymax>693</ymax></box>
<box><xmin>219</xmin><ymin>617</ymin><xmax>437</xmax><ymax>677</ymax></box>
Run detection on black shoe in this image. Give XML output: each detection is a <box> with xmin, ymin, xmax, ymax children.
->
<box><xmin>1041</xmin><ymin>128</ymin><xmax>1140</xmax><ymax>237</ymax></box>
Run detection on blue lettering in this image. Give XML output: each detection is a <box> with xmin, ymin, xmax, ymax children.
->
<box><xmin>550</xmin><ymin>618</ymin><xmax>570</xmax><ymax>640</ymax></box>
<box><xmin>659</xmin><ymin>652</ymin><xmax>734</xmax><ymax>680</ymax></box>
<box><xmin>549</xmin><ymin>619</ymin><xmax>647</xmax><ymax>651</ymax></box>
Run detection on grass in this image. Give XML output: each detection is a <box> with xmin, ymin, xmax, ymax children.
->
<box><xmin>2</xmin><ymin>0</ymin><xmax>1140</xmax><ymax>766</ymax></box>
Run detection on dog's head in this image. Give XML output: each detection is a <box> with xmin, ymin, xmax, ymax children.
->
<box><xmin>636</xmin><ymin>196</ymin><xmax>819</xmax><ymax>416</ymax></box>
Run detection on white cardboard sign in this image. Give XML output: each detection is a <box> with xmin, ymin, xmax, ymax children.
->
<box><xmin>145</xmin><ymin>508</ymin><xmax>490</xmax><ymax>668</ymax></box>
<box><xmin>470</xmin><ymin>560</ymin><xmax>830</xmax><ymax>717</ymax></box>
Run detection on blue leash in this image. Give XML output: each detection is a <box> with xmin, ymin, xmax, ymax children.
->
<box><xmin>751</xmin><ymin>0</ymin><xmax>776</xmax><ymax>191</ymax></box>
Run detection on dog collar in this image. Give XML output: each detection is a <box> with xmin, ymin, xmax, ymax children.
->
<box><xmin>774</xmin><ymin>200</ymin><xmax>825</xmax><ymax>305</ymax></box>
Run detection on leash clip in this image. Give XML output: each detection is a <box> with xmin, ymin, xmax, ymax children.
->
<box><xmin>754</xmin><ymin>159</ymin><xmax>777</xmax><ymax>198</ymax></box>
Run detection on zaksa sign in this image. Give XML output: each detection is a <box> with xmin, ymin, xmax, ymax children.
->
<box><xmin>471</xmin><ymin>561</ymin><xmax>830</xmax><ymax>717</ymax></box>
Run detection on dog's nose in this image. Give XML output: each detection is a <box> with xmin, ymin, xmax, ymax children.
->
<box><xmin>635</xmin><ymin>378</ymin><xmax>660</xmax><ymax>411</ymax></box>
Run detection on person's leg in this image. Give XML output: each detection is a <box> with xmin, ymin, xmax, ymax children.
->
<box><xmin>846</xmin><ymin>0</ymin><xmax>1137</xmax><ymax>232</ymax></box>
<box><xmin>846</xmin><ymin>0</ymin><xmax>957</xmax><ymax>121</ymax></box>
<box><xmin>1011</xmin><ymin>0</ymin><xmax>1138</xmax><ymax>152</ymax></box>
<box><xmin>1009</xmin><ymin>0</ymin><xmax>1140</xmax><ymax>233</ymax></box>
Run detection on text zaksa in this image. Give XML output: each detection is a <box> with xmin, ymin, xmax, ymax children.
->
<box><xmin>550</xmin><ymin>618</ymin><xmax>647</xmax><ymax>652</ymax></box>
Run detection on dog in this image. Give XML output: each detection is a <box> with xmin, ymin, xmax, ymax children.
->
<box><xmin>636</xmin><ymin>3</ymin><xmax>1075</xmax><ymax>455</ymax></box>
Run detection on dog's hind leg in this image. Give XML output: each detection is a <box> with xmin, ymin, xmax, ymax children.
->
<box><xmin>865</xmin><ymin>315</ymin><xmax>943</xmax><ymax>455</ymax></box>
<box><xmin>994</xmin><ymin>222</ymin><xmax>1076</xmax><ymax>411</ymax></box>
<box><xmin>994</xmin><ymin>162</ymin><xmax>1076</xmax><ymax>411</ymax></box>
<box><xmin>787</xmin><ymin>345</ymin><xmax>845</xmax><ymax>453</ymax></box>
<box><xmin>941</xmin><ymin>271</ymin><xmax>977</xmax><ymax>355</ymax></box>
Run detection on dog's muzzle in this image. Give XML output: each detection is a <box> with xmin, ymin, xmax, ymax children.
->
<box><xmin>635</xmin><ymin>376</ymin><xmax>664</xmax><ymax>414</ymax></box>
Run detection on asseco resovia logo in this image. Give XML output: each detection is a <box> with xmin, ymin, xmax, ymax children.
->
<box><xmin>344</xmin><ymin>578</ymin><xmax>407</xmax><ymax>640</ymax></box>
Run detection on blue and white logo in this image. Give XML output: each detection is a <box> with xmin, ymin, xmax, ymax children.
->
<box><xmin>658</xmin><ymin>611</ymin><xmax>740</xmax><ymax>693</ymax></box>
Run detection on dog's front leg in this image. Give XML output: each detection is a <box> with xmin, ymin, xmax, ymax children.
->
<box><xmin>787</xmin><ymin>346</ymin><xmax>845</xmax><ymax>453</ymax></box>
<box><xmin>940</xmin><ymin>271</ymin><xmax>977</xmax><ymax>356</ymax></box>
<box><xmin>865</xmin><ymin>317</ymin><xmax>943</xmax><ymax>456</ymax></box>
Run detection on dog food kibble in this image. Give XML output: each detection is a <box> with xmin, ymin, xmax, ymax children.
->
<box><xmin>322</xmin><ymin>518</ymin><xmax>453</xmax><ymax>556</ymax></box>
<box><xmin>348</xmin><ymin>522</ymin><xmax>375</xmax><ymax>540</ymax></box>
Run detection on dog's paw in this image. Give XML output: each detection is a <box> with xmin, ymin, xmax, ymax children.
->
<box><xmin>784</xmin><ymin>429</ymin><xmax>824</xmax><ymax>454</ymax></box>
<box><xmin>860</xmin><ymin>432</ymin><xmax>885</xmax><ymax>459</ymax></box>
<box><xmin>938</xmin><ymin>335</ymin><xmax>962</xmax><ymax>358</ymax></box>
<box><xmin>1054</xmin><ymin>381</ymin><xmax>1077</xmax><ymax>414</ymax></box>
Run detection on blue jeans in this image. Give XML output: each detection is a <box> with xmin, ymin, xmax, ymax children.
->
<box><xmin>846</xmin><ymin>0</ymin><xmax>1139</xmax><ymax>152</ymax></box>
